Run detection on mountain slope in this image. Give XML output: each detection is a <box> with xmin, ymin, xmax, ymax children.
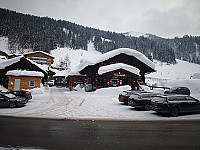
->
<box><xmin>125</xmin><ymin>31</ymin><xmax>200</xmax><ymax>64</ymax></box>
<box><xmin>0</xmin><ymin>8</ymin><xmax>175</xmax><ymax>64</ymax></box>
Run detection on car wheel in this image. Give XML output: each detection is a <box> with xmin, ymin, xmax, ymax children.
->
<box><xmin>144</xmin><ymin>103</ymin><xmax>150</xmax><ymax>111</ymax></box>
<box><xmin>170</xmin><ymin>107</ymin><xmax>179</xmax><ymax>117</ymax></box>
<box><xmin>9</xmin><ymin>102</ymin><xmax>16</xmax><ymax>108</ymax></box>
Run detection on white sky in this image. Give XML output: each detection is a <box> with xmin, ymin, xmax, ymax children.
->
<box><xmin>0</xmin><ymin>0</ymin><xmax>200</xmax><ymax>38</ymax></box>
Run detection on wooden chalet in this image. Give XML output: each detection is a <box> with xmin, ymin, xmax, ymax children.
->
<box><xmin>78</xmin><ymin>48</ymin><xmax>155</xmax><ymax>90</ymax></box>
<box><xmin>24</xmin><ymin>51</ymin><xmax>54</xmax><ymax>65</ymax></box>
<box><xmin>53</xmin><ymin>70</ymin><xmax>68</xmax><ymax>87</ymax></box>
<box><xmin>53</xmin><ymin>70</ymin><xmax>86</xmax><ymax>87</ymax></box>
<box><xmin>66</xmin><ymin>75</ymin><xmax>86</xmax><ymax>87</ymax></box>
<box><xmin>6</xmin><ymin>70</ymin><xmax>44</xmax><ymax>91</ymax></box>
<box><xmin>0</xmin><ymin>57</ymin><xmax>47</xmax><ymax>89</ymax></box>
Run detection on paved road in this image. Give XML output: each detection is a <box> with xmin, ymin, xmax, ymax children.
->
<box><xmin>0</xmin><ymin>116</ymin><xmax>200</xmax><ymax>150</ymax></box>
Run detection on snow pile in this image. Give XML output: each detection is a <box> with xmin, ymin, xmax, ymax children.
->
<box><xmin>98</xmin><ymin>63</ymin><xmax>140</xmax><ymax>75</ymax></box>
<box><xmin>30</xmin><ymin>87</ymin><xmax>44</xmax><ymax>95</ymax></box>
<box><xmin>6</xmin><ymin>70</ymin><xmax>44</xmax><ymax>77</ymax></box>
<box><xmin>74</xmin><ymin>84</ymin><xmax>85</xmax><ymax>92</ymax></box>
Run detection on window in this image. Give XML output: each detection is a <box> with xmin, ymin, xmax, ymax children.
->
<box><xmin>29</xmin><ymin>80</ymin><xmax>35</xmax><ymax>87</ymax></box>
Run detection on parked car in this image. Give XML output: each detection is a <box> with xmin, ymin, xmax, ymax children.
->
<box><xmin>118</xmin><ymin>90</ymin><xmax>146</xmax><ymax>105</ymax></box>
<box><xmin>128</xmin><ymin>92</ymin><xmax>160</xmax><ymax>111</ymax></box>
<box><xmin>10</xmin><ymin>90</ymin><xmax>32</xmax><ymax>101</ymax></box>
<box><xmin>0</xmin><ymin>93</ymin><xmax>27</xmax><ymax>108</ymax></box>
<box><xmin>164</xmin><ymin>86</ymin><xmax>190</xmax><ymax>95</ymax></box>
<box><xmin>151</xmin><ymin>95</ymin><xmax>200</xmax><ymax>117</ymax></box>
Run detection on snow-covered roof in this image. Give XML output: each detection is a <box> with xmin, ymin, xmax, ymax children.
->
<box><xmin>25</xmin><ymin>58</ymin><xmax>47</xmax><ymax>73</ymax></box>
<box><xmin>0</xmin><ymin>57</ymin><xmax>47</xmax><ymax>74</ymax></box>
<box><xmin>53</xmin><ymin>69</ymin><xmax>82</xmax><ymax>78</ymax></box>
<box><xmin>6</xmin><ymin>70</ymin><xmax>44</xmax><ymax>77</ymax></box>
<box><xmin>98</xmin><ymin>63</ymin><xmax>140</xmax><ymax>76</ymax></box>
<box><xmin>23</xmin><ymin>51</ymin><xmax>54</xmax><ymax>58</ymax></box>
<box><xmin>77</xmin><ymin>48</ymin><xmax>155</xmax><ymax>72</ymax></box>
<box><xmin>0</xmin><ymin>56</ymin><xmax>22</xmax><ymax>69</ymax></box>
<box><xmin>53</xmin><ymin>70</ymin><xmax>70</xmax><ymax>77</ymax></box>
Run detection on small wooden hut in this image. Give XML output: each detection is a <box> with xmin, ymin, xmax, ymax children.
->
<box><xmin>6</xmin><ymin>70</ymin><xmax>44</xmax><ymax>91</ymax></box>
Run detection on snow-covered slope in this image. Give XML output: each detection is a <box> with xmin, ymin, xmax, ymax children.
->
<box><xmin>146</xmin><ymin>59</ymin><xmax>200</xmax><ymax>81</ymax></box>
<box><xmin>50</xmin><ymin>42</ymin><xmax>102</xmax><ymax>70</ymax></box>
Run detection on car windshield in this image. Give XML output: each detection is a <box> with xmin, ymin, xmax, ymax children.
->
<box><xmin>152</xmin><ymin>97</ymin><xmax>166</xmax><ymax>103</ymax></box>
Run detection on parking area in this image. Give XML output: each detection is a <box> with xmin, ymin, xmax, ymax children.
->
<box><xmin>0</xmin><ymin>85</ymin><xmax>200</xmax><ymax>121</ymax></box>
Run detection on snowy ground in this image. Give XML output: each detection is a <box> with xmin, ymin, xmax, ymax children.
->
<box><xmin>0</xmin><ymin>79</ymin><xmax>200</xmax><ymax>121</ymax></box>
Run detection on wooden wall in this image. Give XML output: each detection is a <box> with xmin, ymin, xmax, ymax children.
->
<box><xmin>67</xmin><ymin>75</ymin><xmax>86</xmax><ymax>87</ymax></box>
<box><xmin>7</xmin><ymin>76</ymin><xmax>42</xmax><ymax>91</ymax></box>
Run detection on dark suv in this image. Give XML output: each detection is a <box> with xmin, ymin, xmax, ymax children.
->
<box><xmin>164</xmin><ymin>87</ymin><xmax>190</xmax><ymax>95</ymax></box>
<box><xmin>151</xmin><ymin>95</ymin><xmax>200</xmax><ymax>117</ymax></box>
<box><xmin>118</xmin><ymin>90</ymin><xmax>146</xmax><ymax>105</ymax></box>
<box><xmin>10</xmin><ymin>90</ymin><xmax>32</xmax><ymax>101</ymax></box>
<box><xmin>128</xmin><ymin>92</ymin><xmax>160</xmax><ymax>111</ymax></box>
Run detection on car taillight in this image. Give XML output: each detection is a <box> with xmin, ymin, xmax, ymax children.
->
<box><xmin>134</xmin><ymin>99</ymin><xmax>140</xmax><ymax>102</ymax></box>
<box><xmin>124</xmin><ymin>96</ymin><xmax>129</xmax><ymax>98</ymax></box>
<box><xmin>24</xmin><ymin>92</ymin><xmax>28</xmax><ymax>96</ymax></box>
<box><xmin>159</xmin><ymin>103</ymin><xmax>167</xmax><ymax>106</ymax></box>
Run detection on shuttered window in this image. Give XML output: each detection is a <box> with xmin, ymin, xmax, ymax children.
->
<box><xmin>29</xmin><ymin>80</ymin><xmax>35</xmax><ymax>87</ymax></box>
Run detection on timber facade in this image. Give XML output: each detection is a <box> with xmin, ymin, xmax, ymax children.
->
<box><xmin>24</xmin><ymin>51</ymin><xmax>54</xmax><ymax>65</ymax></box>
<box><xmin>7</xmin><ymin>76</ymin><xmax>43</xmax><ymax>91</ymax></box>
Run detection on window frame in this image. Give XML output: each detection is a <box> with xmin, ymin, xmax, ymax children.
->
<box><xmin>29</xmin><ymin>80</ymin><xmax>35</xmax><ymax>87</ymax></box>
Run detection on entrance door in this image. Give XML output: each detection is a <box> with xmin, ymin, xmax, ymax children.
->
<box><xmin>14</xmin><ymin>79</ymin><xmax>20</xmax><ymax>91</ymax></box>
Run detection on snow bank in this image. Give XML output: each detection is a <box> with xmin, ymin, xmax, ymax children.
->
<box><xmin>30</xmin><ymin>87</ymin><xmax>44</xmax><ymax>95</ymax></box>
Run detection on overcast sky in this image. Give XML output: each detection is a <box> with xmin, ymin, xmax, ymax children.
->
<box><xmin>1</xmin><ymin>0</ymin><xmax>200</xmax><ymax>38</ymax></box>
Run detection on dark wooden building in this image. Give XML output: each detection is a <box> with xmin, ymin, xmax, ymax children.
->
<box><xmin>78</xmin><ymin>48</ymin><xmax>155</xmax><ymax>89</ymax></box>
